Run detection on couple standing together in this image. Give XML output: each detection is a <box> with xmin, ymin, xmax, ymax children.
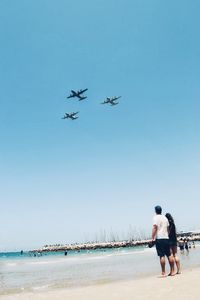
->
<box><xmin>152</xmin><ymin>205</ymin><xmax>181</xmax><ymax>277</ymax></box>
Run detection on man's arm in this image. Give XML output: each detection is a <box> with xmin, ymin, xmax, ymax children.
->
<box><xmin>152</xmin><ymin>224</ymin><xmax>157</xmax><ymax>240</ymax></box>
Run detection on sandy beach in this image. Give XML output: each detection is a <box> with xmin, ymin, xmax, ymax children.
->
<box><xmin>1</xmin><ymin>266</ymin><xmax>200</xmax><ymax>300</ymax></box>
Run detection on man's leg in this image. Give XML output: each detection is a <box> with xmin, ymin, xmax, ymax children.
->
<box><xmin>159</xmin><ymin>256</ymin><xmax>166</xmax><ymax>276</ymax></box>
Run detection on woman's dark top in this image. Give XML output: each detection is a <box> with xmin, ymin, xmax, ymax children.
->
<box><xmin>168</xmin><ymin>222</ymin><xmax>177</xmax><ymax>246</ymax></box>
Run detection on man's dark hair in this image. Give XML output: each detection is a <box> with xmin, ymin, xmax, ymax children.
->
<box><xmin>155</xmin><ymin>205</ymin><xmax>162</xmax><ymax>214</ymax></box>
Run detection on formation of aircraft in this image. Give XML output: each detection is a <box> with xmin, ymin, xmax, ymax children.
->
<box><xmin>62</xmin><ymin>88</ymin><xmax>122</xmax><ymax>121</ymax></box>
<box><xmin>61</xmin><ymin>112</ymin><xmax>79</xmax><ymax>120</ymax></box>
<box><xmin>101</xmin><ymin>96</ymin><xmax>121</xmax><ymax>106</ymax></box>
<box><xmin>67</xmin><ymin>88</ymin><xmax>88</xmax><ymax>101</ymax></box>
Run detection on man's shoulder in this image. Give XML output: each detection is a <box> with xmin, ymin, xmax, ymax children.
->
<box><xmin>153</xmin><ymin>214</ymin><xmax>168</xmax><ymax>223</ymax></box>
<box><xmin>153</xmin><ymin>214</ymin><xmax>162</xmax><ymax>220</ymax></box>
<box><xmin>153</xmin><ymin>215</ymin><xmax>159</xmax><ymax>224</ymax></box>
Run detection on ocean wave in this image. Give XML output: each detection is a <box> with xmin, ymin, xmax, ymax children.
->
<box><xmin>5</xmin><ymin>263</ymin><xmax>18</xmax><ymax>267</ymax></box>
<box><xmin>32</xmin><ymin>284</ymin><xmax>50</xmax><ymax>291</ymax></box>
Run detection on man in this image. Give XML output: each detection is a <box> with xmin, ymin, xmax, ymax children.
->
<box><xmin>152</xmin><ymin>205</ymin><xmax>175</xmax><ymax>277</ymax></box>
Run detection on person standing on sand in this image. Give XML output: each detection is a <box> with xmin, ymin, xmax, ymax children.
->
<box><xmin>165</xmin><ymin>213</ymin><xmax>181</xmax><ymax>274</ymax></box>
<box><xmin>151</xmin><ymin>205</ymin><xmax>176</xmax><ymax>277</ymax></box>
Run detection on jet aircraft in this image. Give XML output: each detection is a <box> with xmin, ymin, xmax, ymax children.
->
<box><xmin>67</xmin><ymin>88</ymin><xmax>88</xmax><ymax>101</ymax></box>
<box><xmin>61</xmin><ymin>112</ymin><xmax>79</xmax><ymax>120</ymax></box>
<box><xmin>101</xmin><ymin>96</ymin><xmax>121</xmax><ymax>106</ymax></box>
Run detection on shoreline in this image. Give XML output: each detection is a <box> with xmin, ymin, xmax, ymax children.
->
<box><xmin>1</xmin><ymin>266</ymin><xmax>200</xmax><ymax>300</ymax></box>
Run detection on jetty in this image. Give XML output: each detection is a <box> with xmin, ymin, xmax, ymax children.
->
<box><xmin>32</xmin><ymin>230</ymin><xmax>200</xmax><ymax>253</ymax></box>
<box><xmin>32</xmin><ymin>239</ymin><xmax>151</xmax><ymax>253</ymax></box>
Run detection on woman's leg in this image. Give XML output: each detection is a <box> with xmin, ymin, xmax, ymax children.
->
<box><xmin>171</xmin><ymin>246</ymin><xmax>181</xmax><ymax>274</ymax></box>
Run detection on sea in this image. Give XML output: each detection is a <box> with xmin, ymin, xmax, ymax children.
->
<box><xmin>0</xmin><ymin>243</ymin><xmax>199</xmax><ymax>296</ymax></box>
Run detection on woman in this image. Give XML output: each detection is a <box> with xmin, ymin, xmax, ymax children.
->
<box><xmin>165</xmin><ymin>213</ymin><xmax>181</xmax><ymax>274</ymax></box>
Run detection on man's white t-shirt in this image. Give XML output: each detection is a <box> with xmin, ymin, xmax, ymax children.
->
<box><xmin>153</xmin><ymin>214</ymin><xmax>169</xmax><ymax>239</ymax></box>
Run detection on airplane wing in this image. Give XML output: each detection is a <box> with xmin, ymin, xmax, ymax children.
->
<box><xmin>71</xmin><ymin>112</ymin><xmax>79</xmax><ymax>116</ymax></box>
<box><xmin>78</xmin><ymin>88</ymin><xmax>88</xmax><ymax>95</ymax></box>
<box><xmin>111</xmin><ymin>96</ymin><xmax>121</xmax><ymax>101</ymax></box>
<box><xmin>67</xmin><ymin>90</ymin><xmax>77</xmax><ymax>98</ymax></box>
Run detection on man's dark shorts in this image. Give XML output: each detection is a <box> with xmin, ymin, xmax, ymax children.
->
<box><xmin>155</xmin><ymin>239</ymin><xmax>171</xmax><ymax>257</ymax></box>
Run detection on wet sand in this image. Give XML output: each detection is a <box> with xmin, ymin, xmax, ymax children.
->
<box><xmin>1</xmin><ymin>266</ymin><xmax>200</xmax><ymax>300</ymax></box>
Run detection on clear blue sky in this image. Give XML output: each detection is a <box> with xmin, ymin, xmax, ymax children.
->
<box><xmin>1</xmin><ymin>0</ymin><xmax>200</xmax><ymax>251</ymax></box>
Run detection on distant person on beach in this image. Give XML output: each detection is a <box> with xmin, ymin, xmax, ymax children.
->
<box><xmin>178</xmin><ymin>238</ymin><xmax>184</xmax><ymax>253</ymax></box>
<box><xmin>184</xmin><ymin>238</ymin><xmax>189</xmax><ymax>252</ymax></box>
<box><xmin>165</xmin><ymin>213</ymin><xmax>181</xmax><ymax>274</ymax></box>
<box><xmin>152</xmin><ymin>205</ymin><xmax>175</xmax><ymax>277</ymax></box>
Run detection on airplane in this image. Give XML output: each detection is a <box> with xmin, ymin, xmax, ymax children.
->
<box><xmin>67</xmin><ymin>88</ymin><xmax>88</xmax><ymax>101</ymax></box>
<box><xmin>61</xmin><ymin>112</ymin><xmax>79</xmax><ymax>120</ymax></box>
<box><xmin>101</xmin><ymin>96</ymin><xmax>121</xmax><ymax>106</ymax></box>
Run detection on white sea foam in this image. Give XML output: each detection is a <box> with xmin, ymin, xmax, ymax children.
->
<box><xmin>5</xmin><ymin>263</ymin><xmax>17</xmax><ymax>267</ymax></box>
<box><xmin>32</xmin><ymin>284</ymin><xmax>50</xmax><ymax>291</ymax></box>
<box><xmin>29</xmin><ymin>259</ymin><xmax>63</xmax><ymax>265</ymax></box>
<box><xmin>28</xmin><ymin>257</ymin><xmax>80</xmax><ymax>266</ymax></box>
<box><xmin>85</xmin><ymin>256</ymin><xmax>106</xmax><ymax>260</ymax></box>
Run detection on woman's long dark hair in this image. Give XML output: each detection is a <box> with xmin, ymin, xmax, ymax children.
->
<box><xmin>165</xmin><ymin>213</ymin><xmax>175</xmax><ymax>225</ymax></box>
<box><xmin>165</xmin><ymin>213</ymin><xmax>177</xmax><ymax>239</ymax></box>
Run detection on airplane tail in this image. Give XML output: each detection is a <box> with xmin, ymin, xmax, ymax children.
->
<box><xmin>79</xmin><ymin>96</ymin><xmax>87</xmax><ymax>101</ymax></box>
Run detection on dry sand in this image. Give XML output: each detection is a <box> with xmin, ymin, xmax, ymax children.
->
<box><xmin>1</xmin><ymin>267</ymin><xmax>199</xmax><ymax>300</ymax></box>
